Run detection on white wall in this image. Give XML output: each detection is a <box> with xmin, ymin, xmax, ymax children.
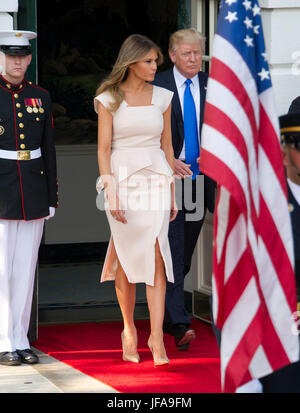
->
<box><xmin>0</xmin><ymin>13</ymin><xmax>13</xmax><ymax>29</ymax></box>
<box><xmin>261</xmin><ymin>1</ymin><xmax>300</xmax><ymax>114</ymax></box>
<box><xmin>0</xmin><ymin>0</ymin><xmax>18</xmax><ymax>30</ymax></box>
<box><xmin>44</xmin><ymin>145</ymin><xmax>111</xmax><ymax>244</ymax></box>
<box><xmin>0</xmin><ymin>1</ymin><xmax>18</xmax><ymax>12</ymax></box>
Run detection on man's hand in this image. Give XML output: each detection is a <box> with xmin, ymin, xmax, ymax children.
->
<box><xmin>173</xmin><ymin>159</ymin><xmax>193</xmax><ymax>178</ymax></box>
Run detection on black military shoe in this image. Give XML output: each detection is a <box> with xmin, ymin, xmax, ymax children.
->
<box><xmin>0</xmin><ymin>351</ymin><xmax>21</xmax><ymax>366</ymax></box>
<box><xmin>16</xmin><ymin>349</ymin><xmax>39</xmax><ymax>364</ymax></box>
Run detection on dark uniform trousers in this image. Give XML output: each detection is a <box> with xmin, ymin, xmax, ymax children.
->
<box><xmin>0</xmin><ymin>74</ymin><xmax>58</xmax><ymax>352</ymax></box>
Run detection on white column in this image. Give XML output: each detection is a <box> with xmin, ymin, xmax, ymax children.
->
<box><xmin>261</xmin><ymin>0</ymin><xmax>300</xmax><ymax>115</ymax></box>
<box><xmin>0</xmin><ymin>0</ymin><xmax>18</xmax><ymax>30</ymax></box>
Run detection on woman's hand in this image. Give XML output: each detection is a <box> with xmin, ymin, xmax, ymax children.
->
<box><xmin>108</xmin><ymin>193</ymin><xmax>127</xmax><ymax>224</ymax></box>
<box><xmin>170</xmin><ymin>199</ymin><xmax>178</xmax><ymax>222</ymax></box>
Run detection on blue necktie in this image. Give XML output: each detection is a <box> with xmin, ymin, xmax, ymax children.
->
<box><xmin>183</xmin><ymin>79</ymin><xmax>199</xmax><ymax>180</ymax></box>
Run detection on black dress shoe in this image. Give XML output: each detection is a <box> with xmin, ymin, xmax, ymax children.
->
<box><xmin>173</xmin><ymin>324</ymin><xmax>196</xmax><ymax>349</ymax></box>
<box><xmin>177</xmin><ymin>343</ymin><xmax>190</xmax><ymax>351</ymax></box>
<box><xmin>0</xmin><ymin>351</ymin><xmax>21</xmax><ymax>366</ymax></box>
<box><xmin>16</xmin><ymin>349</ymin><xmax>39</xmax><ymax>364</ymax></box>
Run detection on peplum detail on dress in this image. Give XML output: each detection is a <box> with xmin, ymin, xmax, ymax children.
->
<box><xmin>111</xmin><ymin>148</ymin><xmax>173</xmax><ymax>184</ymax></box>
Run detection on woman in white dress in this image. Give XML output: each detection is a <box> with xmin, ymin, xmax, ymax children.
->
<box><xmin>94</xmin><ymin>34</ymin><xmax>177</xmax><ymax>367</ymax></box>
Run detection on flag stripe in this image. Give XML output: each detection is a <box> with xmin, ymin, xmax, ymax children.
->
<box><xmin>200</xmin><ymin>0</ymin><xmax>299</xmax><ymax>391</ymax></box>
<box><xmin>201</xmin><ymin>125</ymin><xmax>249</xmax><ymax>212</ymax></box>
<box><xmin>259</xmin><ymin>98</ymin><xmax>289</xmax><ymax>196</ymax></box>
<box><xmin>249</xmin><ymin>345</ymin><xmax>272</xmax><ymax>378</ymax></box>
<box><xmin>259</xmin><ymin>147</ymin><xmax>295</xmax><ymax>266</ymax></box>
<box><xmin>259</xmin><ymin>195</ymin><xmax>296</xmax><ymax>310</ymax></box>
<box><xmin>204</xmin><ymin>103</ymin><xmax>249</xmax><ymax>169</ymax></box>
<box><xmin>223</xmin><ymin>249</ymin><xmax>256</xmax><ymax>322</ymax></box>
<box><xmin>213</xmin><ymin>34</ymin><xmax>259</xmax><ymax>125</ymax></box>
<box><xmin>205</xmin><ymin>79</ymin><xmax>260</xmax><ymax>215</ymax></box>
<box><xmin>224</xmin><ymin>309</ymin><xmax>264</xmax><ymax>392</ymax></box>
<box><xmin>221</xmin><ymin>277</ymin><xmax>261</xmax><ymax>390</ymax></box>
<box><xmin>204</xmin><ymin>102</ymin><xmax>259</xmax><ymax>228</ymax></box>
<box><xmin>210</xmin><ymin>57</ymin><xmax>258</xmax><ymax>149</ymax></box>
<box><xmin>258</xmin><ymin>235</ymin><xmax>298</xmax><ymax>360</ymax></box>
<box><xmin>216</xmin><ymin>185</ymin><xmax>230</xmax><ymax>263</ymax></box>
<box><xmin>224</xmin><ymin>214</ymin><xmax>247</xmax><ymax>284</ymax></box>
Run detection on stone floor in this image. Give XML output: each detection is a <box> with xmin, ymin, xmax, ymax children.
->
<box><xmin>0</xmin><ymin>348</ymin><xmax>118</xmax><ymax>393</ymax></box>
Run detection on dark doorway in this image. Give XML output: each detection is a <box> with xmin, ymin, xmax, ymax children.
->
<box><xmin>37</xmin><ymin>0</ymin><xmax>179</xmax><ymax>145</ymax></box>
<box><xmin>36</xmin><ymin>0</ymin><xmax>182</xmax><ymax>325</ymax></box>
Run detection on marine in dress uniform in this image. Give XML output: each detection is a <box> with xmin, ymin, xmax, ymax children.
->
<box><xmin>0</xmin><ymin>30</ymin><xmax>58</xmax><ymax>366</ymax></box>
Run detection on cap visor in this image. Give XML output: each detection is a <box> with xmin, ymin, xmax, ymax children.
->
<box><xmin>0</xmin><ymin>45</ymin><xmax>32</xmax><ymax>56</ymax></box>
<box><xmin>3</xmin><ymin>49</ymin><xmax>31</xmax><ymax>56</ymax></box>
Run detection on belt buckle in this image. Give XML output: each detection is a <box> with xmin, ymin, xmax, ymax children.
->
<box><xmin>17</xmin><ymin>150</ymin><xmax>31</xmax><ymax>161</ymax></box>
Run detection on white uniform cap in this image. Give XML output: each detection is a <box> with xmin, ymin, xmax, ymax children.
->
<box><xmin>0</xmin><ymin>30</ymin><xmax>37</xmax><ymax>56</ymax></box>
<box><xmin>0</xmin><ymin>30</ymin><xmax>37</xmax><ymax>46</ymax></box>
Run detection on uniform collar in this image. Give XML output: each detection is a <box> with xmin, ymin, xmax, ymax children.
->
<box><xmin>0</xmin><ymin>73</ymin><xmax>26</xmax><ymax>92</ymax></box>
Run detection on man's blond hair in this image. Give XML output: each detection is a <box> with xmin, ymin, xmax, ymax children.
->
<box><xmin>169</xmin><ymin>28</ymin><xmax>206</xmax><ymax>54</ymax></box>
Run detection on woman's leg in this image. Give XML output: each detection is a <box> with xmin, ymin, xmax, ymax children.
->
<box><xmin>146</xmin><ymin>240</ymin><xmax>168</xmax><ymax>362</ymax></box>
<box><xmin>115</xmin><ymin>257</ymin><xmax>138</xmax><ymax>357</ymax></box>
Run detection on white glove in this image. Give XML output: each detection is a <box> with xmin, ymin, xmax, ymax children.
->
<box><xmin>45</xmin><ymin>206</ymin><xmax>56</xmax><ymax>220</ymax></box>
<box><xmin>96</xmin><ymin>176</ymin><xmax>104</xmax><ymax>193</ymax></box>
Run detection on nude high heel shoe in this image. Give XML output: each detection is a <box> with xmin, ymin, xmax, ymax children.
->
<box><xmin>121</xmin><ymin>331</ymin><xmax>140</xmax><ymax>363</ymax></box>
<box><xmin>147</xmin><ymin>337</ymin><xmax>169</xmax><ymax>367</ymax></box>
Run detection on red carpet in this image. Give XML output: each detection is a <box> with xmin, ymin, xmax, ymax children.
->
<box><xmin>33</xmin><ymin>318</ymin><xmax>221</xmax><ymax>393</ymax></box>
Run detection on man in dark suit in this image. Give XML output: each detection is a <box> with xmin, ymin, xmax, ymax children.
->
<box><xmin>0</xmin><ymin>30</ymin><xmax>58</xmax><ymax>366</ymax></box>
<box><xmin>153</xmin><ymin>29</ymin><xmax>215</xmax><ymax>350</ymax></box>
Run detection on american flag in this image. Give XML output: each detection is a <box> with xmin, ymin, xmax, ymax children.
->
<box><xmin>200</xmin><ymin>0</ymin><xmax>299</xmax><ymax>392</ymax></box>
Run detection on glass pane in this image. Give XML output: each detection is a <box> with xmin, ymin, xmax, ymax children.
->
<box><xmin>17</xmin><ymin>0</ymin><xmax>37</xmax><ymax>83</ymax></box>
<box><xmin>37</xmin><ymin>0</ymin><xmax>179</xmax><ymax>145</ymax></box>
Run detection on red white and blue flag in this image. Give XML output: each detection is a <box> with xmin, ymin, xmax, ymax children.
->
<box><xmin>200</xmin><ymin>0</ymin><xmax>299</xmax><ymax>392</ymax></box>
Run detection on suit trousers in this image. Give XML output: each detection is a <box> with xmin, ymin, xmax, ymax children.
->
<box><xmin>165</xmin><ymin>176</ymin><xmax>206</xmax><ymax>326</ymax></box>
<box><xmin>0</xmin><ymin>219</ymin><xmax>44</xmax><ymax>352</ymax></box>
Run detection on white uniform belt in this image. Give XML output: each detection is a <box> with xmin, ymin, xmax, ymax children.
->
<box><xmin>0</xmin><ymin>148</ymin><xmax>41</xmax><ymax>161</ymax></box>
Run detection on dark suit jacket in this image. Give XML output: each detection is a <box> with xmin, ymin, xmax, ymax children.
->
<box><xmin>153</xmin><ymin>68</ymin><xmax>215</xmax><ymax>213</ymax></box>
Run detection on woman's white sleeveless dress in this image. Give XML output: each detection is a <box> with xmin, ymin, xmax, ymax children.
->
<box><xmin>94</xmin><ymin>85</ymin><xmax>174</xmax><ymax>286</ymax></box>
